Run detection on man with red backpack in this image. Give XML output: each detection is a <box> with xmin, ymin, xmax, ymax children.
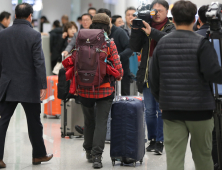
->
<box><xmin>63</xmin><ymin>13</ymin><xmax>123</xmax><ymax>169</ymax></box>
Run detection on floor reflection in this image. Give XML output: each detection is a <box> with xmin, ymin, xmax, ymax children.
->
<box><xmin>2</xmin><ymin>104</ymin><xmax>195</xmax><ymax>170</ymax></box>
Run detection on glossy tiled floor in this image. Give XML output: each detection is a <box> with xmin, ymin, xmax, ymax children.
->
<box><xmin>3</xmin><ymin>104</ymin><xmax>195</xmax><ymax>170</ymax></box>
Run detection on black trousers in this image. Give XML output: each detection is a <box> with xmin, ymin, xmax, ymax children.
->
<box><xmin>0</xmin><ymin>101</ymin><xmax>47</xmax><ymax>159</ymax></box>
<box><xmin>79</xmin><ymin>94</ymin><xmax>113</xmax><ymax>156</ymax></box>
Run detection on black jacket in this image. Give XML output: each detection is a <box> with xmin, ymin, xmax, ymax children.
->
<box><xmin>0</xmin><ymin>19</ymin><xmax>47</xmax><ymax>103</ymax></box>
<box><xmin>196</xmin><ymin>24</ymin><xmax>210</xmax><ymax>37</ymax></box>
<box><xmin>109</xmin><ymin>25</ymin><xmax>133</xmax><ymax>76</ymax></box>
<box><xmin>130</xmin><ymin>19</ymin><xmax>175</xmax><ymax>93</ymax></box>
<box><xmin>150</xmin><ymin>30</ymin><xmax>222</xmax><ymax>111</ymax></box>
<box><xmin>49</xmin><ymin>27</ymin><xmax>63</xmax><ymax>61</ymax></box>
<box><xmin>52</xmin><ymin>37</ymin><xmax>69</xmax><ymax>62</ymax></box>
<box><xmin>0</xmin><ymin>23</ymin><xmax>5</xmax><ymax>32</ymax></box>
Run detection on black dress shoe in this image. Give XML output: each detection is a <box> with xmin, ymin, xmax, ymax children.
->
<box><xmin>32</xmin><ymin>154</ymin><xmax>53</xmax><ymax>165</ymax></box>
<box><xmin>0</xmin><ymin>160</ymin><xmax>6</xmax><ymax>169</ymax></box>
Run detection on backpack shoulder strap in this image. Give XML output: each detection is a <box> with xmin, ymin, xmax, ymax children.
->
<box><xmin>106</xmin><ymin>40</ymin><xmax>111</xmax><ymax>56</ymax></box>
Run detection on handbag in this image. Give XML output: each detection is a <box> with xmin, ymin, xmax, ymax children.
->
<box><xmin>52</xmin><ymin>62</ymin><xmax>63</xmax><ymax>75</ymax></box>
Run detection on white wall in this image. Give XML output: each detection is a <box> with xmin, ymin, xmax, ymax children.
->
<box><xmin>42</xmin><ymin>0</ymin><xmax>72</xmax><ymax>25</ymax></box>
<box><xmin>169</xmin><ymin>0</ymin><xmax>218</xmax><ymax>8</ymax></box>
<box><xmin>81</xmin><ymin>0</ymin><xmax>105</xmax><ymax>15</ymax></box>
<box><xmin>0</xmin><ymin>0</ymin><xmax>12</xmax><ymax>14</ymax></box>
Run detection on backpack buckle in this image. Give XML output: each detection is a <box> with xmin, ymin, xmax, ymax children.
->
<box><xmin>96</xmin><ymin>48</ymin><xmax>101</xmax><ymax>52</ymax></box>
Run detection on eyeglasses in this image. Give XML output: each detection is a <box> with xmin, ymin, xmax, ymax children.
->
<box><xmin>152</xmin><ymin>9</ymin><xmax>165</xmax><ymax>13</ymax></box>
<box><xmin>82</xmin><ymin>19</ymin><xmax>91</xmax><ymax>22</ymax></box>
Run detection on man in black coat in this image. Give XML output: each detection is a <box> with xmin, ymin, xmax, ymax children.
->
<box><xmin>98</xmin><ymin>8</ymin><xmax>133</xmax><ymax>96</ymax></box>
<box><xmin>149</xmin><ymin>1</ymin><xmax>222</xmax><ymax>169</ymax></box>
<box><xmin>0</xmin><ymin>3</ymin><xmax>53</xmax><ymax>168</ymax></box>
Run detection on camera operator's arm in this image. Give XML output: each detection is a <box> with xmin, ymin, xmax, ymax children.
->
<box><xmin>149</xmin><ymin>47</ymin><xmax>160</xmax><ymax>102</ymax></box>
<box><xmin>118</xmin><ymin>29</ymin><xmax>133</xmax><ymax>59</ymax></box>
<box><xmin>142</xmin><ymin>21</ymin><xmax>175</xmax><ymax>42</ymax></box>
<box><xmin>130</xmin><ymin>28</ymin><xmax>146</xmax><ymax>52</ymax></box>
<box><xmin>199</xmin><ymin>39</ymin><xmax>222</xmax><ymax>84</ymax></box>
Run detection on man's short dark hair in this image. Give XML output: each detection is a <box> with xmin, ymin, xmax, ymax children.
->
<box><xmin>151</xmin><ymin>0</ymin><xmax>169</xmax><ymax>10</ymax></box>
<box><xmin>81</xmin><ymin>13</ymin><xmax>93</xmax><ymax>20</ymax></box>
<box><xmin>171</xmin><ymin>0</ymin><xmax>197</xmax><ymax>26</ymax></box>
<box><xmin>0</xmin><ymin>11</ymin><xmax>11</xmax><ymax>22</ymax></box>
<box><xmin>77</xmin><ymin>16</ymin><xmax>82</xmax><ymax>21</ymax></box>
<box><xmin>125</xmin><ymin>7</ymin><xmax>136</xmax><ymax>14</ymax></box>
<box><xmin>88</xmin><ymin>7</ymin><xmax>97</xmax><ymax>12</ymax></box>
<box><xmin>111</xmin><ymin>15</ymin><xmax>122</xmax><ymax>24</ymax></box>
<box><xmin>15</xmin><ymin>3</ymin><xmax>33</xmax><ymax>19</ymax></box>
<box><xmin>53</xmin><ymin>20</ymin><xmax>60</xmax><ymax>27</ymax></box>
<box><xmin>97</xmin><ymin>8</ymin><xmax>111</xmax><ymax>18</ymax></box>
<box><xmin>198</xmin><ymin>5</ymin><xmax>209</xmax><ymax>24</ymax></box>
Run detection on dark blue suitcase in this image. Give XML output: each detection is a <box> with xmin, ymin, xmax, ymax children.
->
<box><xmin>110</xmin><ymin>96</ymin><xmax>145</xmax><ymax>167</ymax></box>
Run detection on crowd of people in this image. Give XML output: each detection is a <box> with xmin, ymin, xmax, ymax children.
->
<box><xmin>0</xmin><ymin>0</ymin><xmax>221</xmax><ymax>170</ymax></box>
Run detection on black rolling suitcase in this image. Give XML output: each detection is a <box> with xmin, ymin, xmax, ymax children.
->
<box><xmin>110</xmin><ymin>82</ymin><xmax>145</xmax><ymax>167</ymax></box>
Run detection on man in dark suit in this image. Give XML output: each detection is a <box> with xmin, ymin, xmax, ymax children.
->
<box><xmin>0</xmin><ymin>3</ymin><xmax>53</xmax><ymax>168</ymax></box>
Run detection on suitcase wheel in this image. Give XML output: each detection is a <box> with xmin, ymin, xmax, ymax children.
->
<box><xmin>112</xmin><ymin>160</ymin><xmax>115</xmax><ymax>166</ymax></box>
<box><xmin>61</xmin><ymin>133</ymin><xmax>65</xmax><ymax>138</ymax></box>
<box><xmin>43</xmin><ymin>114</ymin><xmax>47</xmax><ymax>118</ymax></box>
<box><xmin>56</xmin><ymin>115</ymin><xmax>61</xmax><ymax>119</ymax></box>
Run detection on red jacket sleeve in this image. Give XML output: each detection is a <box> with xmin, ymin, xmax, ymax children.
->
<box><xmin>109</xmin><ymin>41</ymin><xmax>124</xmax><ymax>77</ymax></box>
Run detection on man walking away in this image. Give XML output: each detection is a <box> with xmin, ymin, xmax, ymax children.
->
<box><xmin>150</xmin><ymin>1</ymin><xmax>222</xmax><ymax>170</ymax></box>
<box><xmin>0</xmin><ymin>3</ymin><xmax>53</xmax><ymax>168</ymax></box>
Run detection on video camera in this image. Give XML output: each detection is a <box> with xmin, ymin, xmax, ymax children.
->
<box><xmin>132</xmin><ymin>3</ymin><xmax>158</xmax><ymax>28</ymax></box>
<box><xmin>206</xmin><ymin>2</ymin><xmax>222</xmax><ymax>31</ymax></box>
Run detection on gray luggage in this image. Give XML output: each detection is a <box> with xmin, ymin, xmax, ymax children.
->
<box><xmin>61</xmin><ymin>99</ymin><xmax>84</xmax><ymax>138</ymax></box>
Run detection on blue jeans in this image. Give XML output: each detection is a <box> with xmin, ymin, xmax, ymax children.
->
<box><xmin>143</xmin><ymin>85</ymin><xmax>163</xmax><ymax>142</ymax></box>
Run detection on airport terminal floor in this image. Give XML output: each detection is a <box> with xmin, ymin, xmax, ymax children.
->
<box><xmin>3</xmin><ymin>104</ymin><xmax>196</xmax><ymax>170</ymax></box>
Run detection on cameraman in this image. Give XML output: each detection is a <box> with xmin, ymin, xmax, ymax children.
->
<box><xmin>150</xmin><ymin>1</ymin><xmax>222</xmax><ymax>169</ymax></box>
<box><xmin>196</xmin><ymin>5</ymin><xmax>218</xmax><ymax>169</ymax></box>
<box><xmin>130</xmin><ymin>0</ymin><xmax>175</xmax><ymax>155</ymax></box>
<box><xmin>196</xmin><ymin>5</ymin><xmax>209</xmax><ymax>37</ymax></box>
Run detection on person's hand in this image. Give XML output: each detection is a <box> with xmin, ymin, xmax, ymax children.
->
<box><xmin>62</xmin><ymin>32</ymin><xmax>68</xmax><ymax>39</ymax></box>
<box><xmin>40</xmin><ymin>89</ymin><xmax>47</xmax><ymax>101</ymax></box>
<box><xmin>62</xmin><ymin>51</ymin><xmax>69</xmax><ymax>57</ymax></box>
<box><xmin>117</xmin><ymin>77</ymin><xmax>122</xmax><ymax>81</ymax></box>
<box><xmin>141</xmin><ymin>21</ymin><xmax>152</xmax><ymax>35</ymax></box>
<box><xmin>130</xmin><ymin>19</ymin><xmax>138</xmax><ymax>30</ymax></box>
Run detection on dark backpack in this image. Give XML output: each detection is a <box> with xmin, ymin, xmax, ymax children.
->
<box><xmin>73</xmin><ymin>29</ymin><xmax>110</xmax><ymax>90</ymax></box>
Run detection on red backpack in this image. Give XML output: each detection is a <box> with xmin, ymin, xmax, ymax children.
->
<box><xmin>72</xmin><ymin>29</ymin><xmax>110</xmax><ymax>91</ymax></box>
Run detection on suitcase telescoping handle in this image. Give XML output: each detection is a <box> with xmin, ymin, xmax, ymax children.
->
<box><xmin>115</xmin><ymin>80</ymin><xmax>121</xmax><ymax>101</ymax></box>
<box><xmin>61</xmin><ymin>53</ymin><xmax>65</xmax><ymax>68</ymax></box>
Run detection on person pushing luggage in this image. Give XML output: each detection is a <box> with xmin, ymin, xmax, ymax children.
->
<box><xmin>63</xmin><ymin>13</ymin><xmax>123</xmax><ymax>169</ymax></box>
